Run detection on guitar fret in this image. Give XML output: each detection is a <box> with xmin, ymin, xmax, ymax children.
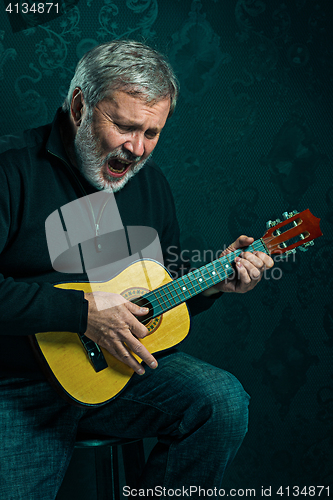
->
<box><xmin>257</xmin><ymin>240</ymin><xmax>268</xmax><ymax>253</ymax></box>
<box><xmin>224</xmin><ymin>255</ymin><xmax>232</xmax><ymax>270</ymax></box>
<box><xmin>179</xmin><ymin>277</ymin><xmax>193</xmax><ymax>299</ymax></box>
<box><xmin>163</xmin><ymin>285</ymin><xmax>177</xmax><ymax>308</ymax></box>
<box><xmin>160</xmin><ymin>280</ymin><xmax>186</xmax><ymax>306</ymax></box>
<box><xmin>201</xmin><ymin>270</ymin><xmax>210</xmax><ymax>288</ymax></box>
<box><xmin>161</xmin><ymin>284</ymin><xmax>177</xmax><ymax>308</ymax></box>
<box><xmin>211</xmin><ymin>261</ymin><xmax>223</xmax><ymax>282</ymax></box>
<box><xmin>196</xmin><ymin>268</ymin><xmax>209</xmax><ymax>288</ymax></box>
<box><xmin>187</xmin><ymin>272</ymin><xmax>203</xmax><ymax>293</ymax></box>
<box><xmin>152</xmin><ymin>290</ymin><xmax>164</xmax><ymax>314</ymax></box>
<box><xmin>196</xmin><ymin>267</ymin><xmax>211</xmax><ymax>289</ymax></box>
<box><xmin>221</xmin><ymin>253</ymin><xmax>238</xmax><ymax>277</ymax></box>
<box><xmin>170</xmin><ymin>281</ymin><xmax>182</xmax><ymax>302</ymax></box>
<box><xmin>201</xmin><ymin>265</ymin><xmax>215</xmax><ymax>287</ymax></box>
<box><xmin>181</xmin><ymin>282</ymin><xmax>190</xmax><ymax>299</ymax></box>
<box><xmin>156</xmin><ymin>288</ymin><xmax>169</xmax><ymax>310</ymax></box>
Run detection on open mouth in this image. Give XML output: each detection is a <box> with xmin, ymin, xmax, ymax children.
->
<box><xmin>107</xmin><ymin>158</ymin><xmax>132</xmax><ymax>178</ymax></box>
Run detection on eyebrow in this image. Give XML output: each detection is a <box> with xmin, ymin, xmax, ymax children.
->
<box><xmin>115</xmin><ymin>120</ymin><xmax>161</xmax><ymax>134</ymax></box>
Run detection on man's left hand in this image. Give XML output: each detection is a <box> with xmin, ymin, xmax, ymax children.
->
<box><xmin>204</xmin><ymin>235</ymin><xmax>274</xmax><ymax>295</ymax></box>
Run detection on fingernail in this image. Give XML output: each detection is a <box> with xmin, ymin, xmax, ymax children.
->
<box><xmin>141</xmin><ymin>307</ymin><xmax>149</xmax><ymax>313</ymax></box>
<box><xmin>150</xmin><ymin>361</ymin><xmax>157</xmax><ymax>369</ymax></box>
<box><xmin>237</xmin><ymin>261</ymin><xmax>242</xmax><ymax>268</ymax></box>
<box><xmin>138</xmin><ymin>368</ymin><xmax>145</xmax><ymax>375</ymax></box>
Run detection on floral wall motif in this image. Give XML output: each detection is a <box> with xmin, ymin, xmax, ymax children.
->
<box><xmin>1</xmin><ymin>0</ymin><xmax>332</xmax><ymax>497</ymax></box>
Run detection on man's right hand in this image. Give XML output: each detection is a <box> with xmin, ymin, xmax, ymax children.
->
<box><xmin>84</xmin><ymin>292</ymin><xmax>158</xmax><ymax>375</ymax></box>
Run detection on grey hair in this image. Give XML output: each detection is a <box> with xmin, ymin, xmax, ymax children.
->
<box><xmin>62</xmin><ymin>40</ymin><xmax>179</xmax><ymax>117</ymax></box>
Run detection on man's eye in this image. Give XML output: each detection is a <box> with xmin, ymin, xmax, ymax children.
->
<box><xmin>115</xmin><ymin>123</ymin><xmax>132</xmax><ymax>132</ymax></box>
<box><xmin>145</xmin><ymin>131</ymin><xmax>158</xmax><ymax>139</ymax></box>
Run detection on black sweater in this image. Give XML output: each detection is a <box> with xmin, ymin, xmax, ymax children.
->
<box><xmin>0</xmin><ymin>110</ymin><xmax>219</xmax><ymax>379</ymax></box>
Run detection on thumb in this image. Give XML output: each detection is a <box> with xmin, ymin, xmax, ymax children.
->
<box><xmin>127</xmin><ymin>301</ymin><xmax>149</xmax><ymax>316</ymax></box>
<box><xmin>221</xmin><ymin>235</ymin><xmax>254</xmax><ymax>256</ymax></box>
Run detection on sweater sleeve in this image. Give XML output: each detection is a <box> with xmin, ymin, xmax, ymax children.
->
<box><xmin>0</xmin><ymin>277</ymin><xmax>88</xmax><ymax>336</ymax></box>
<box><xmin>0</xmin><ymin>166</ymin><xmax>88</xmax><ymax>336</ymax></box>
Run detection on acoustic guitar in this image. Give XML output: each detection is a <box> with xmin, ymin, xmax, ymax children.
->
<box><xmin>30</xmin><ymin>209</ymin><xmax>322</xmax><ymax>407</ymax></box>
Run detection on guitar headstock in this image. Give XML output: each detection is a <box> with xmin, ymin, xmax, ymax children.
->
<box><xmin>262</xmin><ymin>209</ymin><xmax>322</xmax><ymax>256</ymax></box>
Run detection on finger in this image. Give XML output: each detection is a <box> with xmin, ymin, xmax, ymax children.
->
<box><xmin>128</xmin><ymin>337</ymin><xmax>158</xmax><ymax>370</ymax></box>
<box><xmin>237</xmin><ymin>235</ymin><xmax>255</xmax><ymax>248</ymax></box>
<box><xmin>222</xmin><ymin>235</ymin><xmax>254</xmax><ymax>255</ymax></box>
<box><xmin>240</xmin><ymin>251</ymin><xmax>274</xmax><ymax>271</ymax></box>
<box><xmin>254</xmin><ymin>251</ymin><xmax>274</xmax><ymax>268</ymax></box>
<box><xmin>96</xmin><ymin>320</ymin><xmax>157</xmax><ymax>374</ymax></box>
<box><xmin>103</xmin><ymin>326</ymin><xmax>158</xmax><ymax>372</ymax></box>
<box><xmin>236</xmin><ymin>257</ymin><xmax>261</xmax><ymax>280</ymax></box>
<box><xmin>124</xmin><ymin>302</ymin><xmax>150</xmax><ymax>338</ymax></box>
<box><xmin>240</xmin><ymin>251</ymin><xmax>266</xmax><ymax>270</ymax></box>
<box><xmin>126</xmin><ymin>300</ymin><xmax>150</xmax><ymax>317</ymax></box>
<box><xmin>235</xmin><ymin>258</ymin><xmax>252</xmax><ymax>285</ymax></box>
<box><xmin>121</xmin><ymin>336</ymin><xmax>158</xmax><ymax>374</ymax></box>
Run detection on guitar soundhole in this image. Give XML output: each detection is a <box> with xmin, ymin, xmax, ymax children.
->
<box><xmin>121</xmin><ymin>287</ymin><xmax>162</xmax><ymax>334</ymax></box>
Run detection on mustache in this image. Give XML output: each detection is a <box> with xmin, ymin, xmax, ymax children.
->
<box><xmin>104</xmin><ymin>149</ymin><xmax>141</xmax><ymax>164</ymax></box>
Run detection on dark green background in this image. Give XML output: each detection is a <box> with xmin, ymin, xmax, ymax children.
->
<box><xmin>1</xmin><ymin>0</ymin><xmax>332</xmax><ymax>497</ymax></box>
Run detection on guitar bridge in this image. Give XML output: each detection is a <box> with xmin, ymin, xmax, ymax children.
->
<box><xmin>77</xmin><ymin>333</ymin><xmax>108</xmax><ymax>372</ymax></box>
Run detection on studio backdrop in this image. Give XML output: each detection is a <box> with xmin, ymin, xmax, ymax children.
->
<box><xmin>1</xmin><ymin>0</ymin><xmax>332</xmax><ymax>497</ymax></box>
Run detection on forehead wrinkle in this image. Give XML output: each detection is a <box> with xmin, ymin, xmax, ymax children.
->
<box><xmin>95</xmin><ymin>104</ymin><xmax>164</xmax><ymax>135</ymax></box>
<box><xmin>104</xmin><ymin>90</ymin><xmax>160</xmax><ymax>109</ymax></box>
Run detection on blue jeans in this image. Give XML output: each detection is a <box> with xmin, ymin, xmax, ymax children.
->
<box><xmin>0</xmin><ymin>351</ymin><xmax>250</xmax><ymax>499</ymax></box>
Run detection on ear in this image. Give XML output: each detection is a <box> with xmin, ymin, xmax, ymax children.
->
<box><xmin>70</xmin><ymin>88</ymin><xmax>85</xmax><ymax>127</ymax></box>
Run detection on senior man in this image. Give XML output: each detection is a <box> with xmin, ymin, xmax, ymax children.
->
<box><xmin>0</xmin><ymin>40</ymin><xmax>273</xmax><ymax>499</ymax></box>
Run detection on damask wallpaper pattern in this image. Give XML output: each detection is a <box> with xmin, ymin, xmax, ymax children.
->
<box><xmin>1</xmin><ymin>0</ymin><xmax>332</xmax><ymax>497</ymax></box>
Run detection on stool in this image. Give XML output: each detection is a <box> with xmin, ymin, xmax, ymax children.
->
<box><xmin>74</xmin><ymin>433</ymin><xmax>145</xmax><ymax>500</ymax></box>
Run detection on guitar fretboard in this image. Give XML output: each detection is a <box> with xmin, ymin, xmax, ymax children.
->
<box><xmin>139</xmin><ymin>239</ymin><xmax>268</xmax><ymax>322</ymax></box>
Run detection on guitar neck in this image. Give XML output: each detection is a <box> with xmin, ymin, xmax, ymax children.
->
<box><xmin>140</xmin><ymin>238</ymin><xmax>268</xmax><ymax>320</ymax></box>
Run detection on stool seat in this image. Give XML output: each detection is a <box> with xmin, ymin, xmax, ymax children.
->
<box><xmin>73</xmin><ymin>432</ymin><xmax>145</xmax><ymax>500</ymax></box>
<box><xmin>75</xmin><ymin>432</ymin><xmax>142</xmax><ymax>448</ymax></box>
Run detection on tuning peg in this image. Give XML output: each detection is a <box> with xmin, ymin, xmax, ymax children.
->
<box><xmin>279</xmin><ymin>248</ymin><xmax>297</xmax><ymax>259</ymax></box>
<box><xmin>299</xmin><ymin>240</ymin><xmax>315</xmax><ymax>252</ymax></box>
<box><xmin>282</xmin><ymin>210</ymin><xmax>299</xmax><ymax>220</ymax></box>
<box><xmin>266</xmin><ymin>218</ymin><xmax>281</xmax><ymax>229</ymax></box>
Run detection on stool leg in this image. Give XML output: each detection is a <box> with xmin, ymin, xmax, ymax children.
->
<box><xmin>121</xmin><ymin>440</ymin><xmax>145</xmax><ymax>489</ymax></box>
<box><xmin>94</xmin><ymin>445</ymin><xmax>120</xmax><ymax>500</ymax></box>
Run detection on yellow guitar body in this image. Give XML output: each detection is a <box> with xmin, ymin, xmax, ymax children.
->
<box><xmin>33</xmin><ymin>260</ymin><xmax>190</xmax><ymax>407</ymax></box>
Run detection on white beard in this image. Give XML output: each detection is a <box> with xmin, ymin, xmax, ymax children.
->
<box><xmin>74</xmin><ymin>116</ymin><xmax>150</xmax><ymax>193</ymax></box>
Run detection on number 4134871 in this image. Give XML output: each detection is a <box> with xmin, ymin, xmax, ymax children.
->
<box><xmin>6</xmin><ymin>3</ymin><xmax>59</xmax><ymax>14</ymax></box>
<box><xmin>276</xmin><ymin>486</ymin><xmax>330</xmax><ymax>496</ymax></box>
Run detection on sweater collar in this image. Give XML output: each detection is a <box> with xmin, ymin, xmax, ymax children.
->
<box><xmin>46</xmin><ymin>108</ymin><xmax>73</xmax><ymax>167</ymax></box>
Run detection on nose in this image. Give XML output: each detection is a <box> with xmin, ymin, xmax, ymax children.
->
<box><xmin>123</xmin><ymin>133</ymin><xmax>145</xmax><ymax>158</ymax></box>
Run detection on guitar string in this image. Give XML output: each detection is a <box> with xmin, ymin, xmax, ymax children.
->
<box><xmin>136</xmin><ymin>240</ymin><xmax>270</xmax><ymax>324</ymax></box>
<box><xmin>141</xmin><ymin>241</ymin><xmax>266</xmax><ymax>308</ymax></box>
<box><xmin>138</xmin><ymin>230</ymin><xmax>305</xmax><ymax>324</ymax></box>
